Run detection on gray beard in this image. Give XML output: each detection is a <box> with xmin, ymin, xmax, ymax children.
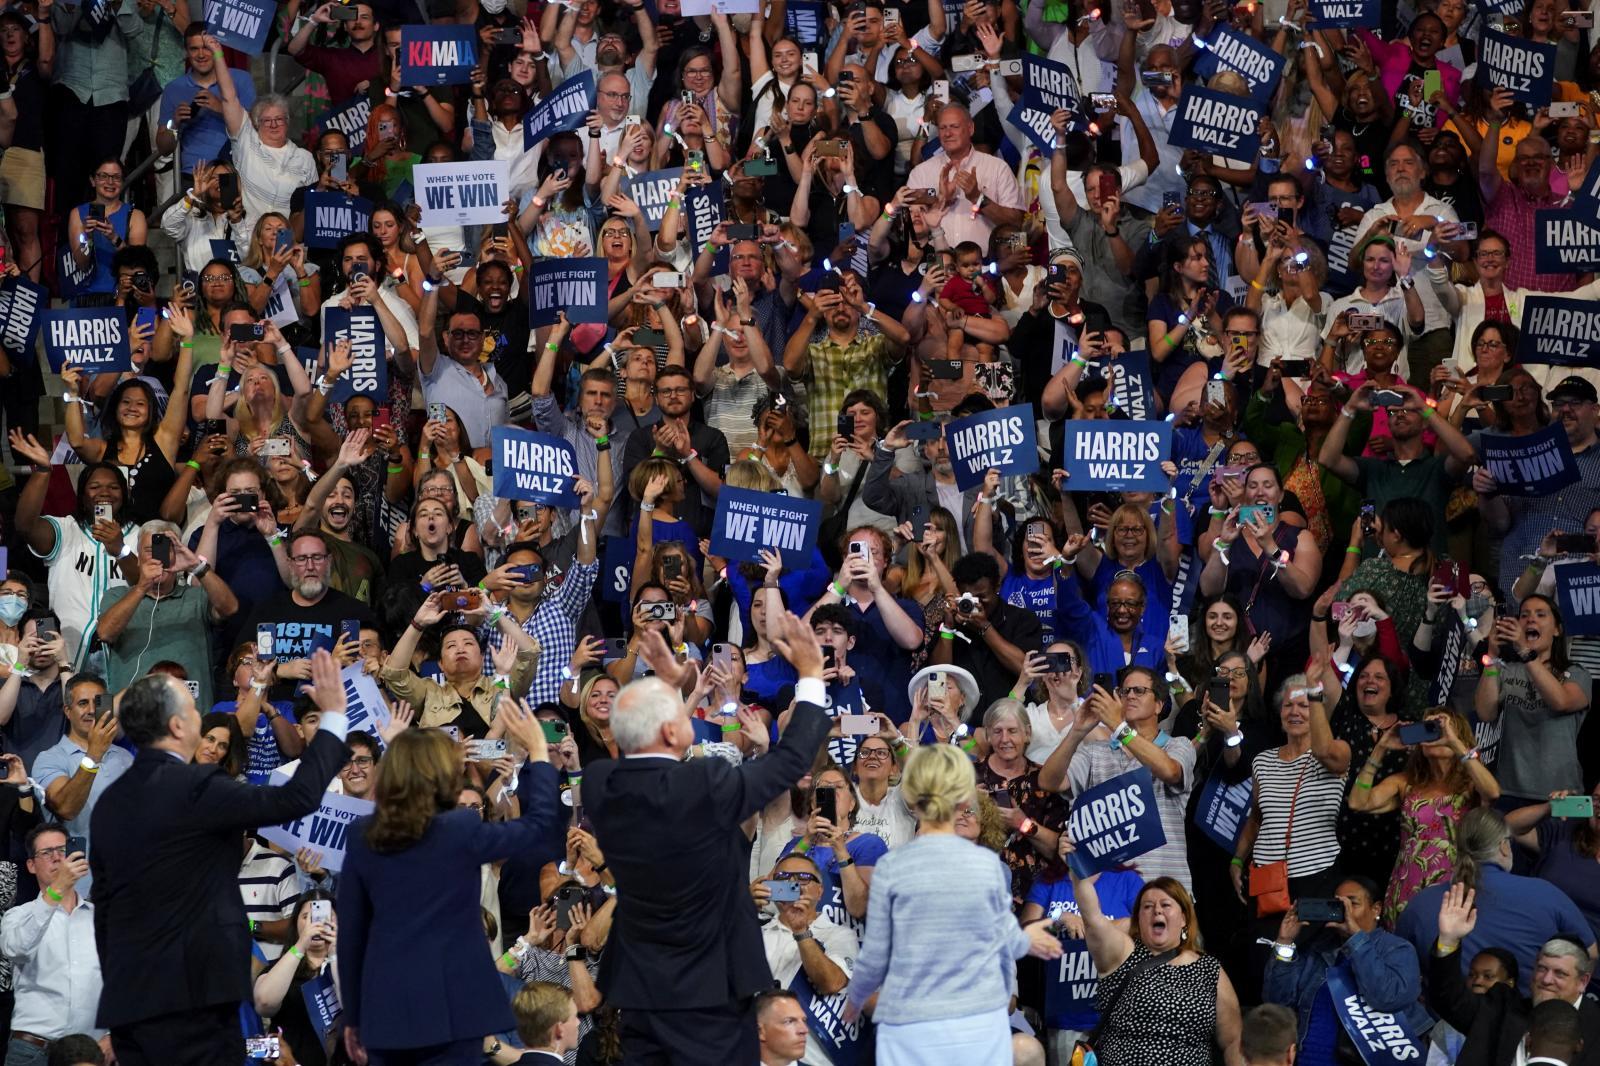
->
<box><xmin>296</xmin><ymin>577</ymin><xmax>327</xmax><ymax>600</ymax></box>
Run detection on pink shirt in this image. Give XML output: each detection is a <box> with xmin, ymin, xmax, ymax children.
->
<box><xmin>907</xmin><ymin>148</ymin><xmax>1025</xmax><ymax>250</ymax></box>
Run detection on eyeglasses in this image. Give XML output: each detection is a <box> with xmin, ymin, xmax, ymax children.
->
<box><xmin>1474</xmin><ymin>249</ymin><xmax>1507</xmax><ymax>261</ymax></box>
<box><xmin>1225</xmin><ymin>329</ymin><xmax>1260</xmax><ymax>338</ymax></box>
<box><xmin>447</xmin><ymin>329</ymin><xmax>484</xmax><ymax>340</ymax></box>
<box><xmin>1118</xmin><ymin>684</ymin><xmax>1154</xmax><ymax>698</ymax></box>
<box><xmin>457</xmin><ymin>801</ymin><xmax>484</xmax><ymax>811</ymax></box>
<box><xmin>1107</xmin><ymin>599</ymin><xmax>1143</xmax><ymax>610</ymax></box>
<box><xmin>289</xmin><ymin>552</ymin><xmax>330</xmax><ymax>566</ymax></box>
<box><xmin>1362</xmin><ymin>336</ymin><xmax>1399</xmax><ymax>348</ymax></box>
<box><xmin>774</xmin><ymin>870</ymin><xmax>819</xmax><ymax>883</ymax></box>
<box><xmin>92</xmin><ymin>171</ymin><xmax>122</xmax><ymax>182</ymax></box>
<box><xmin>683</xmin><ymin>66</ymin><xmax>713</xmax><ymax>76</ymax></box>
<box><xmin>1474</xmin><ymin>339</ymin><xmax>1507</xmax><ymax>350</ymax></box>
<box><xmin>857</xmin><ymin>747</ymin><xmax>890</xmax><ymax>760</ymax></box>
<box><xmin>258</xmin><ymin>115</ymin><xmax>289</xmax><ymax>127</ymax></box>
<box><xmin>1215</xmin><ymin>667</ymin><xmax>1250</xmax><ymax>679</ymax></box>
<box><xmin>201</xmin><ymin>273</ymin><xmax>233</xmax><ymax>284</ymax></box>
<box><xmin>31</xmin><ymin>845</ymin><xmax>69</xmax><ymax>859</ymax></box>
<box><xmin>953</xmin><ymin>805</ymin><xmax>977</xmax><ymax>818</ymax></box>
<box><xmin>657</xmin><ymin>385</ymin><xmax>692</xmax><ymax>395</ymax></box>
<box><xmin>1187</xmin><ymin>190</ymin><xmax>1219</xmax><ymax>200</ymax></box>
<box><xmin>1552</xmin><ymin>398</ymin><xmax>1591</xmax><ymax>410</ymax></box>
<box><xmin>347</xmin><ymin>755</ymin><xmax>375</xmax><ymax>768</ymax></box>
<box><xmin>1231</xmin><ymin>452</ymin><xmax>1262</xmax><ymax>464</ymax></box>
<box><xmin>598</xmin><ymin>89</ymin><xmax>630</xmax><ymax>99</ymax></box>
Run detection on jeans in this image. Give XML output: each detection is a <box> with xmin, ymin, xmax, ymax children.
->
<box><xmin>4</xmin><ymin>1038</ymin><xmax>49</xmax><ymax>1066</ymax></box>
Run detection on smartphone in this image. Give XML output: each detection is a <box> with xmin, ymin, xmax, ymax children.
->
<box><xmin>711</xmin><ymin>642</ymin><xmax>735</xmax><ymax>677</ymax></box>
<box><xmin>542</xmin><ymin>719</ymin><xmax>570</xmax><ymax>743</ymax></box>
<box><xmin>340</xmin><ymin>618</ymin><xmax>361</xmax><ymax>647</ymax></box>
<box><xmin>1551</xmin><ymin>795</ymin><xmax>1596</xmax><ymax>818</ymax></box>
<box><xmin>1478</xmin><ymin>384</ymin><xmax>1513</xmax><ymax>402</ymax></box>
<box><xmin>218</xmin><ymin>172</ymin><xmax>240</xmax><ymax>207</ymax></box>
<box><xmin>428</xmin><ymin>401</ymin><xmax>449</xmax><ymax>422</ymax></box>
<box><xmin>684</xmin><ymin>149</ymin><xmax>705</xmax><ymax>172</ymax></box>
<box><xmin>1398</xmin><ymin>720</ymin><xmax>1443</xmax><ymax>745</ymax></box>
<box><xmin>848</xmin><ymin>540</ymin><xmax>868</xmax><ymax>558</ymax></box>
<box><xmin>1251</xmin><ymin>202</ymin><xmax>1279</xmax><ymax>223</ymax></box>
<box><xmin>840</xmin><ymin>713</ymin><xmax>877</xmax><ymax>735</ymax></box>
<box><xmin>766</xmin><ymin>878</ymin><xmax>803</xmax><ymax>902</ymax></box>
<box><xmin>442</xmin><ymin>587</ymin><xmax>485</xmax><ymax>612</ymax></box>
<box><xmin>1561</xmin><ymin>10</ymin><xmax>1594</xmax><ymax>27</ymax></box>
<box><xmin>1205</xmin><ymin>678</ymin><xmax>1231</xmax><ymax>710</ymax></box>
<box><xmin>1162</xmin><ymin>190</ymin><xmax>1182</xmax><ymax>215</ymax></box>
<box><xmin>152</xmin><ymin>532</ymin><xmax>174</xmax><ymax>567</ymax></box>
<box><xmin>909</xmin><ymin>504</ymin><xmax>929</xmax><ymax>544</ymax></box>
<box><xmin>1140</xmin><ymin>70</ymin><xmax>1174</xmax><ymax>88</ymax></box>
<box><xmin>1279</xmin><ymin>358</ymin><xmax>1312</xmax><ymax>378</ymax></box>
<box><xmin>329</xmin><ymin>152</ymin><xmax>349</xmax><ymax>183</ymax></box>
<box><xmin>1043</xmin><ymin>651</ymin><xmax>1076</xmax><ymax>674</ymax></box>
<box><xmin>884</xmin><ymin>7</ymin><xmax>900</xmax><ymax>26</ymax></box>
<box><xmin>66</xmin><ymin>834</ymin><xmax>88</xmax><ymax>857</ymax></box>
<box><xmin>822</xmin><ymin>644</ymin><xmax>837</xmax><ymax>672</ymax></box>
<box><xmin>88</xmin><ymin>500</ymin><xmax>114</xmax><ymax>526</ymax></box>
<box><xmin>927</xmin><ymin>674</ymin><xmax>948</xmax><ymax>704</ymax></box>
<box><xmin>1088</xmin><ymin>92</ymin><xmax>1118</xmax><ymax>113</ymax></box>
<box><xmin>742</xmin><ymin>155</ymin><xmax>778</xmax><ymax>177</ymax></box>
<box><xmin>1296</xmin><ymin>898</ymin><xmax>1346</xmax><ymax>923</ymax></box>
<box><xmin>1554</xmin><ymin>532</ymin><xmax>1597</xmax><ymax>553</ymax></box>
<box><xmin>1371</xmin><ymin>389</ymin><xmax>1407</xmax><ymax>408</ymax></box>
<box><xmin>309</xmin><ymin>899</ymin><xmax>332</xmax><ymax>926</ymax></box>
<box><xmin>724</xmin><ymin>223</ymin><xmax>759</xmax><ymax>241</ymax></box>
<box><xmin>662</xmin><ymin>554</ymin><xmax>684</xmax><ymax>582</ymax></box>
<box><xmin>260</xmin><ymin>437</ymin><xmax>292</xmax><ymax>457</ymax></box>
<box><xmin>1457</xmin><ymin>220</ymin><xmax>1479</xmax><ymax>241</ymax></box>
<box><xmin>815</xmin><ymin>139</ymin><xmax>848</xmax><ymax>158</ymax></box>
<box><xmin>1548</xmin><ymin>100</ymin><xmax>1582</xmax><ymax>119</ymax></box>
<box><xmin>1347</xmin><ymin>313</ymin><xmax>1384</xmax><ymax>331</ymax></box>
<box><xmin>1359</xmin><ymin>500</ymin><xmax>1377</xmax><ymax>540</ymax></box>
<box><xmin>951</xmin><ymin>53</ymin><xmax>983</xmax><ymax>72</ymax></box>
<box><xmin>802</xmin><ymin>52</ymin><xmax>820</xmax><ymax>76</ymax></box>
<box><xmin>927</xmin><ymin>358</ymin><xmax>964</xmax><ymax>380</ymax></box>
<box><xmin>229</xmin><ymin>322</ymin><xmax>265</xmax><ymax>344</ymax></box>
<box><xmin>650</xmin><ymin>270</ymin><xmax>686</xmax><ymax>288</ymax></box>
<box><xmin>89</xmin><ymin>202</ymin><xmax>105</xmax><ymax>222</ymax></box>
<box><xmin>1431</xmin><ymin>560</ymin><xmax>1468</xmax><ymax>597</ymax></box>
<box><xmin>1421</xmin><ymin>69</ymin><xmax>1442</xmax><ymax>103</ymax></box>
<box><xmin>1093</xmin><ymin>671</ymin><xmax>1116</xmax><ymax>694</ymax></box>
<box><xmin>552</xmin><ymin>884</ymin><xmax>587</xmax><ymax>929</ymax></box>
<box><xmin>231</xmin><ymin>490</ymin><xmax>259</xmax><ymax>514</ymax></box>
<box><xmin>634</xmin><ymin>326</ymin><xmax>666</xmax><ymax>349</ymax></box>
<box><xmin>602</xmin><ymin>637</ymin><xmax>629</xmax><ymax>661</ymax></box>
<box><xmin>816</xmin><ymin>785</ymin><xmax>839</xmax><ymax>824</ymax></box>
<box><xmin>256</xmin><ymin>624</ymin><xmax>275</xmax><ymax>661</ymax></box>
<box><xmin>244</xmin><ymin>1036</ymin><xmax>282</xmax><ymax>1060</ymax></box>
<box><xmin>932</xmin><ymin>79</ymin><xmax>951</xmax><ymax>102</ymax></box>
<box><xmin>904</xmin><ymin>420</ymin><xmax>942</xmax><ymax>441</ymax></box>
<box><xmin>93</xmin><ymin>693</ymin><xmax>112</xmax><ymax>722</ymax></box>
<box><xmin>641</xmin><ymin>601</ymin><xmax>677</xmax><ymax>622</ymax></box>
<box><xmin>467</xmin><ymin>738</ymin><xmax>509</xmax><ymax>761</ymax></box>
<box><xmin>1237</xmin><ymin>503</ymin><xmax>1276</xmax><ymax>527</ymax></box>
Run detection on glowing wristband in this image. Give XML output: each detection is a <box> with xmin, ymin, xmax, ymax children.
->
<box><xmin>44</xmin><ymin>887</ymin><xmax>62</xmax><ymax>902</ymax></box>
<box><xmin>830</xmin><ymin>581</ymin><xmax>847</xmax><ymax>597</ymax></box>
<box><xmin>1346</xmin><ymin>546</ymin><xmax>1361</xmax><ymax>554</ymax></box>
<box><xmin>186</xmin><ymin>459</ymin><xmax>201</xmax><ymax>470</ymax></box>
<box><xmin>387</xmin><ymin>464</ymin><xmax>405</xmax><ymax>475</ymax></box>
<box><xmin>217</xmin><ymin>363</ymin><xmax>233</xmax><ymax>375</ymax></box>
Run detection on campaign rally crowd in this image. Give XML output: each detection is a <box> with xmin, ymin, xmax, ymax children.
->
<box><xmin>0</xmin><ymin>0</ymin><xmax>1598</xmax><ymax>1058</ymax></box>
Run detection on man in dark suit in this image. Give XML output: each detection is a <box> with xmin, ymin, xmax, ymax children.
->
<box><xmin>90</xmin><ymin>650</ymin><xmax>352</xmax><ymax>1066</ymax></box>
<box><xmin>586</xmin><ymin>611</ymin><xmax>832</xmax><ymax>1064</ymax></box>
<box><xmin>1427</xmin><ymin>883</ymin><xmax>1600</xmax><ymax>1066</ymax></box>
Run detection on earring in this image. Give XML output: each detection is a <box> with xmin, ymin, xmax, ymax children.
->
<box><xmin>1180</xmin><ymin>928</ymin><xmax>1188</xmax><ymax>943</ymax></box>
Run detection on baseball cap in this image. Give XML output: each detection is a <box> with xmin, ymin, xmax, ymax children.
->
<box><xmin>1548</xmin><ymin>376</ymin><xmax>1598</xmax><ymax>404</ymax></box>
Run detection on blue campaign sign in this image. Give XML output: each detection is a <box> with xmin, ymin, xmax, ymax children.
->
<box><xmin>303</xmin><ymin>191</ymin><xmax>374</xmax><ymax>251</ymax></box>
<box><xmin>785</xmin><ymin>0</ymin><xmax>824</xmax><ymax>45</ymax></box>
<box><xmin>43</xmin><ymin>308</ymin><xmax>132</xmax><ymax>374</ymax></box>
<box><xmin>943</xmin><ymin>404</ymin><xmax>1040</xmax><ymax>492</ymax></box>
<box><xmin>1193</xmin><ymin>772</ymin><xmax>1252</xmax><ymax>853</ymax></box>
<box><xmin>1534</xmin><ymin>208</ymin><xmax>1600</xmax><ymax>275</ymax></box>
<box><xmin>1557</xmin><ymin>562</ymin><xmax>1600</xmax><ymax>637</ymax></box>
<box><xmin>57</xmin><ymin>243</ymin><xmax>92</xmax><ymax>300</ymax></box>
<box><xmin>789</xmin><ymin>970</ymin><xmax>866</xmax><ymax>1066</ymax></box>
<box><xmin>1326</xmin><ymin>962</ymin><xmax>1427</xmax><ymax>1065</ymax></box>
<box><xmin>624</xmin><ymin>168</ymin><xmax>684</xmax><ymax>231</ymax></box>
<box><xmin>524</xmin><ymin>71</ymin><xmax>595</xmax><ymax>150</ymax></box>
<box><xmin>209</xmin><ymin>238</ymin><xmax>240</xmax><ymax>264</ymax></box>
<box><xmin>1515</xmin><ymin>295</ymin><xmax>1600</xmax><ymax>368</ymax></box>
<box><xmin>1100</xmin><ymin>350</ymin><xmax>1156</xmax><ymax>421</ymax></box>
<box><xmin>321</xmin><ymin>307</ymin><xmax>386</xmax><ymax>403</ymax></box>
<box><xmin>1476</xmin><ymin>29</ymin><xmax>1556</xmax><ymax>106</ymax></box>
<box><xmin>0</xmin><ymin>275</ymin><xmax>48</xmax><ymax>358</ymax></box>
<box><xmin>201</xmin><ymin>0</ymin><xmax>273</xmax><ymax>54</ymax></box>
<box><xmin>397</xmin><ymin>25</ymin><xmax>479</xmax><ymax>87</ymax></box>
<box><xmin>1064</xmin><ymin>766</ymin><xmax>1167</xmax><ymax>878</ymax></box>
<box><xmin>1307</xmin><ymin>0</ymin><xmax>1379</xmax><ymax>26</ymax></box>
<box><xmin>1480</xmin><ymin>423</ymin><xmax>1581</xmax><ymax>497</ymax></box>
<box><xmin>1167</xmin><ymin>85</ymin><xmax>1263</xmax><ymax>164</ymax></box>
<box><xmin>301</xmin><ymin>972</ymin><xmax>342</xmax><ymax>1046</ymax></box>
<box><xmin>600</xmin><ymin>536</ymin><xmax>634</xmax><ymax>604</ymax></box>
<box><xmin>259</xmin><ymin>782</ymin><xmax>374</xmax><ymax>873</ymax></box>
<box><xmin>684</xmin><ymin>184</ymin><xmax>726</xmax><ymax>272</ymax></box>
<box><xmin>709</xmin><ymin>486</ymin><xmax>823</xmax><ymax>565</ymax></box>
<box><xmin>315</xmin><ymin>93</ymin><xmax>372</xmax><ymax>148</ymax></box>
<box><xmin>1195</xmin><ymin>26</ymin><xmax>1284</xmax><ymax>103</ymax></box>
<box><xmin>1006</xmin><ymin>101</ymin><xmax>1060</xmax><ymax>158</ymax></box>
<box><xmin>527</xmin><ymin>258</ymin><xmax>607</xmax><ymax>327</ymax></box>
<box><xmin>492</xmin><ymin>426</ymin><xmax>580</xmax><ymax>507</ymax></box>
<box><xmin>1059</xmin><ymin>418</ymin><xmax>1172</xmax><ymax>493</ymax></box>
<box><xmin>1019</xmin><ymin>54</ymin><xmax>1080</xmax><ymax>113</ymax></box>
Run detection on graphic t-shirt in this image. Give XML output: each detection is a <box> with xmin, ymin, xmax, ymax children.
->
<box><xmin>1027</xmin><ymin>869</ymin><xmax>1145</xmax><ymax>1031</ymax></box>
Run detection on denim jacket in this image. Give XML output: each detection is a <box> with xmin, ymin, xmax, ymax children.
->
<box><xmin>1263</xmin><ymin>926</ymin><xmax>1434</xmax><ymax>1048</ymax></box>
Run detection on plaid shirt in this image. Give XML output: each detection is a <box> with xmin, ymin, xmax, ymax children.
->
<box><xmin>482</xmin><ymin>558</ymin><xmax>599</xmax><ymax>705</ymax></box>
<box><xmin>803</xmin><ymin>328</ymin><xmax>894</xmax><ymax>459</ymax></box>
<box><xmin>1487</xmin><ymin>181</ymin><xmax>1578</xmax><ymax>293</ymax></box>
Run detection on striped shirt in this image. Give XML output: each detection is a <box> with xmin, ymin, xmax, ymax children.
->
<box><xmin>33</xmin><ymin>517</ymin><xmax>135</xmax><ymax>671</ymax></box>
<box><xmin>1248</xmin><ymin>749</ymin><xmax>1346</xmax><ymax>879</ymax></box>
<box><xmin>239</xmin><ymin>842</ymin><xmax>300</xmax><ymax>963</ymax></box>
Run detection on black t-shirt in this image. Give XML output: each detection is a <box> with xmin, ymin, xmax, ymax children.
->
<box><xmin>950</xmin><ymin>602</ymin><xmax>1045</xmax><ymax>716</ymax></box>
<box><xmin>242</xmin><ymin>588</ymin><xmax>379</xmax><ymax>698</ymax></box>
<box><xmin>1423</xmin><ymin>175</ymin><xmax>1483</xmax><ymax>228</ymax></box>
<box><xmin>475</xmin><ymin>297</ymin><xmax>533</xmax><ymax>399</ymax></box>
<box><xmin>847</xmin><ymin>110</ymin><xmax>901</xmax><ymax>205</ymax></box>
<box><xmin>1333</xmin><ymin>107</ymin><xmax>1394</xmax><ymax>199</ymax></box>
<box><xmin>386</xmin><ymin>547</ymin><xmax>488</xmax><ymax>594</ymax></box>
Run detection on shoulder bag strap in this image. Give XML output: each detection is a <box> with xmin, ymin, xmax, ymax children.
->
<box><xmin>839</xmin><ymin>457</ymin><xmax>869</xmax><ymax>513</ymax></box>
<box><xmin>1085</xmin><ymin>948</ymin><xmax>1180</xmax><ymax>1047</ymax></box>
<box><xmin>1281</xmin><ymin>763</ymin><xmax>1310</xmax><ymax>857</ymax></box>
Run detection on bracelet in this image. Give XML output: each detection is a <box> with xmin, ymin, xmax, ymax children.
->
<box><xmin>217</xmin><ymin>363</ymin><xmax>233</xmax><ymax>376</ymax></box>
<box><xmin>531</xmin><ymin>195</ymin><xmax>547</xmax><ymax>209</ymax></box>
<box><xmin>186</xmin><ymin>459</ymin><xmax>201</xmax><ymax>471</ymax></box>
<box><xmin>1162</xmin><ymin>333</ymin><xmax>1178</xmax><ymax>348</ymax></box>
<box><xmin>1346</xmin><ymin>546</ymin><xmax>1361</xmax><ymax>554</ymax></box>
<box><xmin>387</xmin><ymin>464</ymin><xmax>405</xmax><ymax>475</ymax></box>
<box><xmin>1230</xmin><ymin>856</ymin><xmax>1245</xmax><ymax>869</ymax></box>
<box><xmin>1354</xmin><ymin>779</ymin><xmax>1374</xmax><ymax>790</ymax></box>
<box><xmin>1017</xmin><ymin>816</ymin><xmax>1037</xmax><ymax>837</ymax></box>
<box><xmin>287</xmin><ymin>945</ymin><xmax>305</xmax><ymax>960</ymax></box>
<box><xmin>44</xmin><ymin>886</ymin><xmax>62</xmax><ymax>902</ymax></box>
<box><xmin>1249</xmin><ymin>278</ymin><xmax>1266</xmax><ymax>290</ymax></box>
<box><xmin>299</xmin><ymin>277</ymin><xmax>315</xmax><ymax>288</ymax></box>
<box><xmin>268</xmin><ymin>534</ymin><xmax>284</xmax><ymax>546</ymax></box>
<box><xmin>417</xmin><ymin>450</ymin><xmax>431</xmax><ymax>460</ymax></box>
<box><xmin>1459</xmin><ymin>748</ymin><xmax>1480</xmax><ymax>762</ymax></box>
<box><xmin>829</xmin><ymin>581</ymin><xmax>847</xmax><ymax>598</ymax></box>
<box><xmin>1483</xmin><ymin>667</ymin><xmax>1500</xmax><ymax>678</ymax></box>
<box><xmin>1311</xmin><ymin>614</ymin><xmax>1328</xmax><ymax>622</ymax></box>
<box><xmin>180</xmin><ymin>341</ymin><xmax>195</xmax><ymax>349</ymax></box>
<box><xmin>1213</xmin><ymin>538</ymin><xmax>1233</xmax><ymax>551</ymax></box>
<box><xmin>1340</xmin><ymin>406</ymin><xmax>1357</xmax><ymax>419</ymax></box>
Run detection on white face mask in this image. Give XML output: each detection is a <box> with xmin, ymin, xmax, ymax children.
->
<box><xmin>481</xmin><ymin>0</ymin><xmax>508</xmax><ymax>13</ymax></box>
<box><xmin>1351</xmin><ymin>619</ymin><xmax>1377</xmax><ymax>639</ymax></box>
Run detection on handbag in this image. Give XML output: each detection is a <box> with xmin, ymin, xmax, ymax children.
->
<box><xmin>1248</xmin><ymin>764</ymin><xmax>1308</xmax><ymax>917</ymax></box>
<box><xmin>1069</xmin><ymin>948</ymin><xmax>1179</xmax><ymax>1065</ymax></box>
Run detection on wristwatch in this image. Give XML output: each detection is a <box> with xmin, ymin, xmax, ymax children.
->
<box><xmin>792</xmin><ymin>930</ymin><xmax>815</xmax><ymax>943</ymax></box>
<box><xmin>565</xmin><ymin>944</ymin><xmax>589</xmax><ymax>961</ymax></box>
<box><xmin>79</xmin><ymin>756</ymin><xmax>100</xmax><ymax>774</ymax></box>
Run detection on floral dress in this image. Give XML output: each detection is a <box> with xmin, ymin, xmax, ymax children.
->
<box><xmin>1382</xmin><ymin>789</ymin><xmax>1469</xmax><ymax>925</ymax></box>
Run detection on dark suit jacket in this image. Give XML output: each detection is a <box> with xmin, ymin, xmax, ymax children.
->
<box><xmin>89</xmin><ymin>731</ymin><xmax>348</xmax><ymax>1029</ymax></box>
<box><xmin>585</xmin><ymin>701</ymin><xmax>831</xmax><ymax>1010</ymax></box>
<box><xmin>337</xmin><ymin>760</ymin><xmax>564</xmax><ymax>1049</ymax></box>
<box><xmin>1427</xmin><ymin>945</ymin><xmax>1600</xmax><ymax>1066</ymax></box>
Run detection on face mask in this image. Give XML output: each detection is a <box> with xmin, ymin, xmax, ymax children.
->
<box><xmin>481</xmin><ymin>0</ymin><xmax>507</xmax><ymax>12</ymax></box>
<box><xmin>0</xmin><ymin>595</ymin><xmax>23</xmax><ymax>626</ymax></box>
<box><xmin>1465</xmin><ymin>593</ymin><xmax>1492</xmax><ymax>620</ymax></box>
<box><xmin>1351</xmin><ymin>619</ymin><xmax>1377</xmax><ymax>639</ymax></box>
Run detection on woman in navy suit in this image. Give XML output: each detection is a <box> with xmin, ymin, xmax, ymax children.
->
<box><xmin>339</xmin><ymin>697</ymin><xmax>565</xmax><ymax>1066</ymax></box>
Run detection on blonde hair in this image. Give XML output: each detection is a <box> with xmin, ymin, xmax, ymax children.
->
<box><xmin>725</xmin><ymin>458</ymin><xmax>781</xmax><ymax>493</ymax></box>
<box><xmin>627</xmin><ymin>457</ymin><xmax>681</xmax><ymax>502</ymax></box>
<box><xmin>901</xmin><ymin>744</ymin><xmax>976</xmax><ymax>825</ymax></box>
<box><xmin>1106</xmin><ymin>502</ymin><xmax>1157</xmax><ymax>565</ymax></box>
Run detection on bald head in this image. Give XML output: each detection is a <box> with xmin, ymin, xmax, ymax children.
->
<box><xmin>935</xmin><ymin>103</ymin><xmax>975</xmax><ymax>156</ymax></box>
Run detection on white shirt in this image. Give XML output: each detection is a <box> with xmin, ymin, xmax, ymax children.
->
<box><xmin>0</xmin><ymin>894</ymin><xmax>103</xmax><ymax>1038</ymax></box>
<box><xmin>761</xmin><ymin>912</ymin><xmax>859</xmax><ymax>1066</ymax></box>
<box><xmin>1025</xmin><ymin>700</ymin><xmax>1079</xmax><ymax>764</ymax></box>
<box><xmin>231</xmin><ymin>120</ymin><xmax>317</xmax><ymax>237</ymax></box>
<box><xmin>1351</xmin><ymin>195</ymin><xmax>1459</xmax><ymax>333</ymax></box>
<box><xmin>1117</xmin><ymin>87</ymin><xmax>1184</xmax><ymax>214</ymax></box>
<box><xmin>854</xmin><ymin>784</ymin><xmax>916</xmax><ymax>850</ymax></box>
<box><xmin>30</xmin><ymin>517</ymin><xmax>134</xmax><ymax>670</ymax></box>
<box><xmin>161</xmin><ymin>200</ymin><xmax>245</xmax><ymax>275</ymax></box>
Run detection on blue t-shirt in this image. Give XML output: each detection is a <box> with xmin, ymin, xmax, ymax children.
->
<box><xmin>1027</xmin><ymin>869</ymin><xmax>1144</xmax><ymax>1031</ymax></box>
<box><xmin>212</xmin><ymin>699</ymin><xmax>297</xmax><ymax>784</ymax></box>
<box><xmin>159</xmin><ymin>71</ymin><xmax>257</xmax><ymax>176</ymax></box>
<box><xmin>1002</xmin><ymin>571</ymin><xmax>1060</xmax><ymax>644</ymax></box>
<box><xmin>844</xmin><ymin>597</ymin><xmax>924</xmax><ymax>724</ymax></box>
<box><xmin>779</xmin><ymin>833</ymin><xmax>889</xmax><ymax>935</ymax></box>
<box><xmin>743</xmin><ymin>656</ymin><xmax>799</xmax><ymax>709</ymax></box>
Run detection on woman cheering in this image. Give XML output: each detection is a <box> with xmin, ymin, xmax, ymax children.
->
<box><xmin>339</xmin><ymin>701</ymin><xmax>561</xmax><ymax>1065</ymax></box>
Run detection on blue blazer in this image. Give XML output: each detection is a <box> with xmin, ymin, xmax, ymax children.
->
<box><xmin>337</xmin><ymin>760</ymin><xmax>564</xmax><ymax>1049</ymax></box>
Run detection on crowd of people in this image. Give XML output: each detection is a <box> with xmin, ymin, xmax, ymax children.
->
<box><xmin>0</xmin><ymin>0</ymin><xmax>1595</xmax><ymax>1059</ymax></box>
